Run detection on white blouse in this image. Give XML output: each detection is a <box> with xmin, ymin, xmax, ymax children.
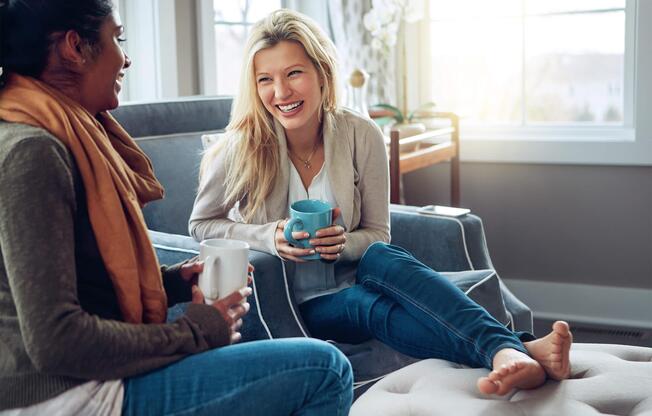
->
<box><xmin>287</xmin><ymin>162</ymin><xmax>354</xmax><ymax>304</ymax></box>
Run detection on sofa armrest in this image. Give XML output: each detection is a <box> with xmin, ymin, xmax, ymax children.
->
<box><xmin>149</xmin><ymin>230</ymin><xmax>199</xmax><ymax>265</ymax></box>
<box><xmin>499</xmin><ymin>281</ymin><xmax>534</xmax><ymax>332</ymax></box>
<box><xmin>389</xmin><ymin>205</ymin><xmax>533</xmax><ymax>333</ymax></box>
<box><xmin>389</xmin><ymin>205</ymin><xmax>492</xmax><ymax>271</ymax></box>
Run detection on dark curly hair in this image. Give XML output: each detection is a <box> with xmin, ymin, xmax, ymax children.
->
<box><xmin>0</xmin><ymin>0</ymin><xmax>114</xmax><ymax>87</ymax></box>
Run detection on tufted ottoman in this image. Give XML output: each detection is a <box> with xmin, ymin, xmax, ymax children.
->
<box><xmin>351</xmin><ymin>343</ymin><xmax>652</xmax><ymax>416</ymax></box>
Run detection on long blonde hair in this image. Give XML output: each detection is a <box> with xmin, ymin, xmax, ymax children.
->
<box><xmin>200</xmin><ymin>9</ymin><xmax>339</xmax><ymax>221</ymax></box>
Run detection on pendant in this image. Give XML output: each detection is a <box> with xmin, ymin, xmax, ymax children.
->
<box><xmin>303</xmin><ymin>161</ymin><xmax>311</xmax><ymax>169</ymax></box>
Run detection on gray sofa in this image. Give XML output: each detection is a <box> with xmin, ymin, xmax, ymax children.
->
<box><xmin>112</xmin><ymin>98</ymin><xmax>652</xmax><ymax>415</ymax></box>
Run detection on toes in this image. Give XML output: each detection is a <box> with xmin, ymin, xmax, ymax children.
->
<box><xmin>478</xmin><ymin>377</ymin><xmax>499</xmax><ymax>395</ymax></box>
<box><xmin>553</xmin><ymin>321</ymin><xmax>570</xmax><ymax>337</ymax></box>
<box><xmin>551</xmin><ymin>333</ymin><xmax>562</xmax><ymax>345</ymax></box>
<box><xmin>496</xmin><ymin>380</ymin><xmax>513</xmax><ymax>396</ymax></box>
<box><xmin>490</xmin><ymin>363</ymin><xmax>522</xmax><ymax>378</ymax></box>
<box><xmin>488</xmin><ymin>370</ymin><xmax>502</xmax><ymax>382</ymax></box>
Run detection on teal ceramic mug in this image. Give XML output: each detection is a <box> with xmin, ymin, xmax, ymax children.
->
<box><xmin>284</xmin><ymin>199</ymin><xmax>333</xmax><ymax>261</ymax></box>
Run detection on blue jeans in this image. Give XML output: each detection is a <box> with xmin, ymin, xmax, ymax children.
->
<box><xmin>122</xmin><ymin>338</ymin><xmax>352</xmax><ymax>416</ymax></box>
<box><xmin>299</xmin><ymin>242</ymin><xmax>533</xmax><ymax>369</ymax></box>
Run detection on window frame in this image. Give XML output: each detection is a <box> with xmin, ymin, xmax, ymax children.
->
<box><xmin>196</xmin><ymin>0</ymin><xmax>288</xmax><ymax>97</ymax></box>
<box><xmin>411</xmin><ymin>0</ymin><xmax>651</xmax><ymax>165</ymax></box>
<box><xmin>118</xmin><ymin>0</ymin><xmax>179</xmax><ymax>102</ymax></box>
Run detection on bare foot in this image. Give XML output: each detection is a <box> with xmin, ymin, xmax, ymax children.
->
<box><xmin>477</xmin><ymin>348</ymin><xmax>546</xmax><ymax>395</ymax></box>
<box><xmin>524</xmin><ymin>320</ymin><xmax>573</xmax><ymax>380</ymax></box>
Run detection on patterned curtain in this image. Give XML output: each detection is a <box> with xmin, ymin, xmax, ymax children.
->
<box><xmin>326</xmin><ymin>0</ymin><xmax>397</xmax><ymax>106</ymax></box>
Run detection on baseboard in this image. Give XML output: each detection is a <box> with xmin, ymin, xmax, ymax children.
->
<box><xmin>503</xmin><ymin>279</ymin><xmax>652</xmax><ymax>330</ymax></box>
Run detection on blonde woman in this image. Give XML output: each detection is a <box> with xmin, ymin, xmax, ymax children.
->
<box><xmin>191</xmin><ymin>9</ymin><xmax>573</xmax><ymax>396</ymax></box>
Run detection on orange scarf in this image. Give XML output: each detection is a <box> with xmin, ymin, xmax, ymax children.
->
<box><xmin>0</xmin><ymin>74</ymin><xmax>167</xmax><ymax>323</ymax></box>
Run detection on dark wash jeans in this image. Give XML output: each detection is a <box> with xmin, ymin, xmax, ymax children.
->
<box><xmin>300</xmin><ymin>242</ymin><xmax>534</xmax><ymax>369</ymax></box>
<box><xmin>122</xmin><ymin>337</ymin><xmax>352</xmax><ymax>415</ymax></box>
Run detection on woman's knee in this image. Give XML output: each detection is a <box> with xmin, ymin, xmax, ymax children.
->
<box><xmin>359</xmin><ymin>242</ymin><xmax>413</xmax><ymax>283</ymax></box>
<box><xmin>359</xmin><ymin>242</ymin><xmax>390</xmax><ymax>272</ymax></box>
<box><xmin>362</xmin><ymin>242</ymin><xmax>413</xmax><ymax>264</ymax></box>
<box><xmin>276</xmin><ymin>339</ymin><xmax>353</xmax><ymax>414</ymax></box>
<box><xmin>295</xmin><ymin>338</ymin><xmax>353</xmax><ymax>386</ymax></box>
<box><xmin>364</xmin><ymin>241</ymin><xmax>391</xmax><ymax>258</ymax></box>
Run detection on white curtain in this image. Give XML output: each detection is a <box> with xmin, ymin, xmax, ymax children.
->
<box><xmin>327</xmin><ymin>0</ymin><xmax>397</xmax><ymax>106</ymax></box>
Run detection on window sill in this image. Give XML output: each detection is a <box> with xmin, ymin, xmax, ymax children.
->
<box><xmin>462</xmin><ymin>126</ymin><xmax>635</xmax><ymax>143</ymax></box>
<box><xmin>457</xmin><ymin>127</ymin><xmax>652</xmax><ymax>166</ymax></box>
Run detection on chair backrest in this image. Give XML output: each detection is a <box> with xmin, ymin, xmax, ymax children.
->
<box><xmin>112</xmin><ymin>97</ymin><xmax>233</xmax><ymax>235</ymax></box>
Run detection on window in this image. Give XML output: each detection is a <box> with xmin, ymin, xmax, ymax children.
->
<box><xmin>212</xmin><ymin>1</ymin><xmax>283</xmax><ymax>95</ymax></box>
<box><xmin>427</xmin><ymin>0</ymin><xmax>631</xmax><ymax>128</ymax></box>
<box><xmin>197</xmin><ymin>0</ymin><xmax>282</xmax><ymax>96</ymax></box>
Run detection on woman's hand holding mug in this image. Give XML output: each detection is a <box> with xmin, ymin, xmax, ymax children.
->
<box><xmin>309</xmin><ymin>207</ymin><xmax>346</xmax><ymax>262</ymax></box>
<box><xmin>191</xmin><ymin>263</ymin><xmax>254</xmax><ymax>344</ymax></box>
<box><xmin>275</xmin><ymin>220</ymin><xmax>316</xmax><ymax>262</ymax></box>
<box><xmin>275</xmin><ymin>204</ymin><xmax>346</xmax><ymax>263</ymax></box>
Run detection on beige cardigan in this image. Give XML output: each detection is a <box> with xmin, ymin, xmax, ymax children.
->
<box><xmin>189</xmin><ymin>109</ymin><xmax>390</xmax><ymax>263</ymax></box>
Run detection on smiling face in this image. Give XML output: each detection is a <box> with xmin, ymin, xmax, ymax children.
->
<box><xmin>78</xmin><ymin>11</ymin><xmax>130</xmax><ymax>115</ymax></box>
<box><xmin>254</xmin><ymin>40</ymin><xmax>323</xmax><ymax>139</ymax></box>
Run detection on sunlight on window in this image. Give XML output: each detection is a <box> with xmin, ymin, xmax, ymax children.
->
<box><xmin>526</xmin><ymin>12</ymin><xmax>625</xmax><ymax>123</ymax></box>
<box><xmin>215</xmin><ymin>25</ymin><xmax>249</xmax><ymax>96</ymax></box>
<box><xmin>431</xmin><ymin>0</ymin><xmax>522</xmax><ymax>19</ymax></box>
<box><xmin>428</xmin><ymin>0</ymin><xmax>626</xmax><ymax>126</ymax></box>
<box><xmin>430</xmin><ymin>19</ymin><xmax>522</xmax><ymax>124</ymax></box>
<box><xmin>214</xmin><ymin>0</ymin><xmax>282</xmax><ymax>96</ymax></box>
<box><xmin>525</xmin><ymin>0</ymin><xmax>625</xmax><ymax>15</ymax></box>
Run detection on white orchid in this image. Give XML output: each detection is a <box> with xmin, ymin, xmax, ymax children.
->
<box><xmin>378</xmin><ymin>27</ymin><xmax>397</xmax><ymax>47</ymax></box>
<box><xmin>363</xmin><ymin>0</ymin><xmax>422</xmax><ymax>55</ymax></box>
<box><xmin>363</xmin><ymin>9</ymin><xmax>382</xmax><ymax>34</ymax></box>
<box><xmin>370</xmin><ymin>38</ymin><xmax>384</xmax><ymax>51</ymax></box>
<box><xmin>403</xmin><ymin>0</ymin><xmax>424</xmax><ymax>23</ymax></box>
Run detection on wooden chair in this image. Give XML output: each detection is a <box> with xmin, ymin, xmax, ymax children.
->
<box><xmin>388</xmin><ymin>112</ymin><xmax>460</xmax><ymax>206</ymax></box>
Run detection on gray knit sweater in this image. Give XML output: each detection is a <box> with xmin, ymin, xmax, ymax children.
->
<box><xmin>0</xmin><ymin>122</ymin><xmax>230</xmax><ymax>410</ymax></box>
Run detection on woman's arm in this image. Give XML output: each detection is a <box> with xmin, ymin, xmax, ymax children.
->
<box><xmin>189</xmin><ymin>145</ymin><xmax>279</xmax><ymax>254</ymax></box>
<box><xmin>0</xmin><ymin>136</ymin><xmax>230</xmax><ymax>381</ymax></box>
<box><xmin>341</xmin><ymin>119</ymin><xmax>391</xmax><ymax>261</ymax></box>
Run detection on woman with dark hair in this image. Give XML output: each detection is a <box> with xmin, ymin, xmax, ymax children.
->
<box><xmin>0</xmin><ymin>1</ymin><xmax>352</xmax><ymax>415</ymax></box>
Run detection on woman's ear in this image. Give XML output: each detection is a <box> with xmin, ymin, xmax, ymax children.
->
<box><xmin>57</xmin><ymin>30</ymin><xmax>87</xmax><ymax>66</ymax></box>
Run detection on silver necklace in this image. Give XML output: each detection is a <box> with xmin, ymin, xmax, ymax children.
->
<box><xmin>289</xmin><ymin>140</ymin><xmax>320</xmax><ymax>169</ymax></box>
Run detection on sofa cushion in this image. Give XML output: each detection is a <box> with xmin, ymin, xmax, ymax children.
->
<box><xmin>442</xmin><ymin>270</ymin><xmax>509</xmax><ymax>326</ymax></box>
<box><xmin>350</xmin><ymin>343</ymin><xmax>652</xmax><ymax>416</ymax></box>
<box><xmin>201</xmin><ymin>132</ymin><xmax>225</xmax><ymax>150</ymax></box>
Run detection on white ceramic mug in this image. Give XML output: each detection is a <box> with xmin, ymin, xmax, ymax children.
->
<box><xmin>198</xmin><ymin>239</ymin><xmax>249</xmax><ymax>304</ymax></box>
